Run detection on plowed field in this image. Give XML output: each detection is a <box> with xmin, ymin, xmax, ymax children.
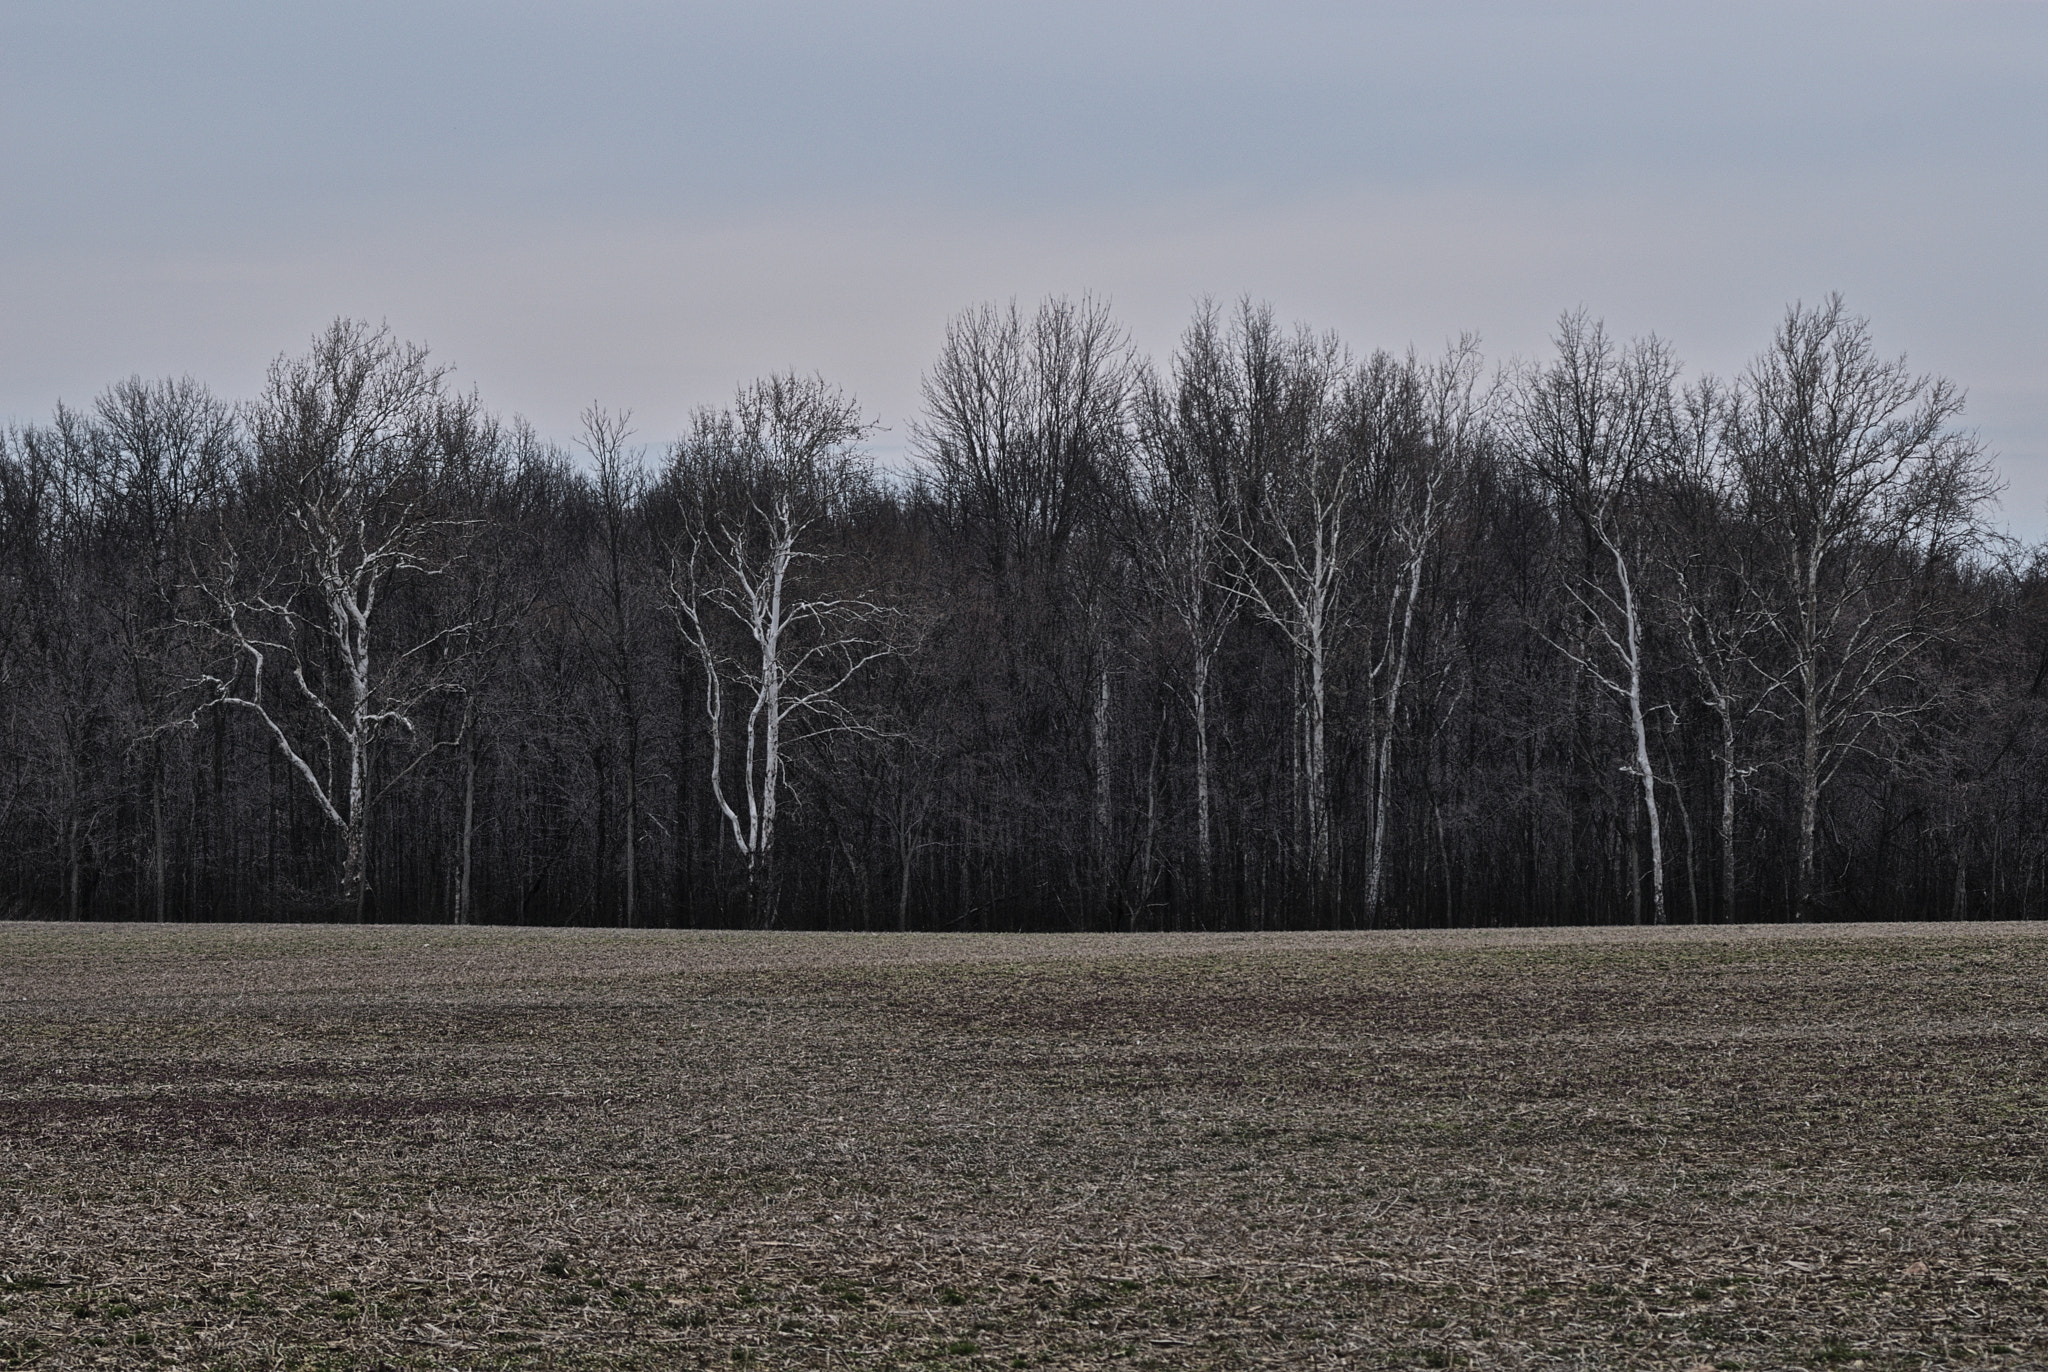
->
<box><xmin>1</xmin><ymin>921</ymin><xmax>2043</xmax><ymax>1370</ymax></box>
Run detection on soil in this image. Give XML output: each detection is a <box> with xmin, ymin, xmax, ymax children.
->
<box><xmin>0</xmin><ymin>920</ymin><xmax>2043</xmax><ymax>1369</ymax></box>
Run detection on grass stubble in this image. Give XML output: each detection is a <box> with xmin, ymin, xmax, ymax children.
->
<box><xmin>0</xmin><ymin>920</ymin><xmax>2042</xmax><ymax>1370</ymax></box>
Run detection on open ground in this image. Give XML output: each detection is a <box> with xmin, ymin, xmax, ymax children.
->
<box><xmin>0</xmin><ymin>921</ymin><xmax>2043</xmax><ymax>1370</ymax></box>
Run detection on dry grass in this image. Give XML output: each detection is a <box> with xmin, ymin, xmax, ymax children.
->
<box><xmin>1</xmin><ymin>921</ymin><xmax>2044</xmax><ymax>1370</ymax></box>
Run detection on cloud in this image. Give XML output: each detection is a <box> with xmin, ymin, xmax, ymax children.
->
<box><xmin>4</xmin><ymin>1</ymin><xmax>2044</xmax><ymax>526</ymax></box>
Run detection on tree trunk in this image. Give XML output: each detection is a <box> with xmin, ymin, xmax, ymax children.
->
<box><xmin>1627</xmin><ymin>694</ymin><xmax>1665</xmax><ymax>926</ymax></box>
<box><xmin>212</xmin><ymin>705</ymin><xmax>227</xmax><ymax>919</ymax></box>
<box><xmin>1367</xmin><ymin>726</ymin><xmax>1394</xmax><ymax>927</ymax></box>
<box><xmin>897</xmin><ymin>789</ymin><xmax>915</xmax><ymax>933</ymax></box>
<box><xmin>675</xmin><ymin>664</ymin><xmax>695</xmax><ymax>929</ymax></box>
<box><xmin>1795</xmin><ymin>686</ymin><xmax>1821</xmax><ymax>921</ymax></box>
<box><xmin>1718</xmin><ymin>701</ymin><xmax>1737</xmax><ymax>925</ymax></box>
<box><xmin>456</xmin><ymin>734</ymin><xmax>476</xmax><ymax>925</ymax></box>
<box><xmin>1139</xmin><ymin>717</ymin><xmax>1161</xmax><ymax>931</ymax></box>
<box><xmin>344</xmin><ymin>720</ymin><xmax>369</xmax><ymax>923</ymax></box>
<box><xmin>1366</xmin><ymin>567</ymin><xmax>1421</xmax><ymax>928</ymax></box>
<box><xmin>1616</xmin><ymin>547</ymin><xmax>1665</xmax><ymax>926</ymax></box>
<box><xmin>1668</xmin><ymin>758</ymin><xmax>1699</xmax><ymax>924</ymax></box>
<box><xmin>346</xmin><ymin>610</ymin><xmax>374</xmax><ymax>923</ymax></box>
<box><xmin>758</xmin><ymin>700</ymin><xmax>781</xmax><ymax>932</ymax></box>
<box><xmin>1094</xmin><ymin>661</ymin><xmax>1112</xmax><ymax>918</ymax></box>
<box><xmin>1290</xmin><ymin>656</ymin><xmax>1304</xmax><ymax>905</ymax></box>
<box><xmin>623</xmin><ymin>734</ymin><xmax>638</xmax><ymax>929</ymax></box>
<box><xmin>66</xmin><ymin>811</ymin><xmax>81</xmax><ymax>921</ymax></box>
<box><xmin>1191</xmin><ymin>649</ymin><xmax>1212</xmax><ymax>910</ymax></box>
<box><xmin>1626</xmin><ymin>806</ymin><xmax>1641</xmax><ymax>926</ymax></box>
<box><xmin>342</xmin><ymin>813</ymin><xmax>368</xmax><ymax>924</ymax></box>
<box><xmin>1305</xmin><ymin>631</ymin><xmax>1330</xmax><ymax>922</ymax></box>
<box><xmin>151</xmin><ymin>740</ymin><xmax>167</xmax><ymax>924</ymax></box>
<box><xmin>1793</xmin><ymin>540</ymin><xmax>1823</xmax><ymax>923</ymax></box>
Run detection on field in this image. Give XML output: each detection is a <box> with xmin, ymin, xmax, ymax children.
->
<box><xmin>0</xmin><ymin>922</ymin><xmax>2044</xmax><ymax>1371</ymax></box>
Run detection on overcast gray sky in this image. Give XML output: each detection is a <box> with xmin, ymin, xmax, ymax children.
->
<box><xmin>5</xmin><ymin>1</ymin><xmax>2045</xmax><ymax>528</ymax></box>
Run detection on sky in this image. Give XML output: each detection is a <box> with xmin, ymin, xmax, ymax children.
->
<box><xmin>5</xmin><ymin>1</ymin><xmax>2046</xmax><ymax>530</ymax></box>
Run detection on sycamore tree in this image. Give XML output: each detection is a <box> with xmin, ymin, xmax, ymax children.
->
<box><xmin>1512</xmin><ymin>313</ymin><xmax>1680</xmax><ymax>925</ymax></box>
<box><xmin>1727</xmin><ymin>296</ymin><xmax>1996</xmax><ymax>918</ymax></box>
<box><xmin>185</xmin><ymin>320</ymin><xmax>485</xmax><ymax>920</ymax></box>
<box><xmin>1357</xmin><ymin>340</ymin><xmax>1479</xmax><ymax>925</ymax></box>
<box><xmin>667</xmin><ymin>373</ymin><xmax>902</xmax><ymax>928</ymax></box>
<box><xmin>1225</xmin><ymin>322</ymin><xmax>1352</xmax><ymax>915</ymax></box>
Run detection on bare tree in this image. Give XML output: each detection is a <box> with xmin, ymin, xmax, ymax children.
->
<box><xmin>3</xmin><ymin>295</ymin><xmax>2036</xmax><ymax>933</ymax></box>
<box><xmin>0</xmin><ymin>426</ymin><xmax>125</xmax><ymax>918</ymax></box>
<box><xmin>915</xmin><ymin>296</ymin><xmax>1136</xmax><ymax>586</ymax></box>
<box><xmin>1513</xmin><ymin>313</ymin><xmax>1679</xmax><ymax>924</ymax></box>
<box><xmin>1359</xmin><ymin>341</ymin><xmax>1481</xmax><ymax>924</ymax></box>
<box><xmin>575</xmin><ymin>406</ymin><xmax>653</xmax><ymax>927</ymax></box>
<box><xmin>1654</xmin><ymin>375</ymin><xmax>1779</xmax><ymax>923</ymax></box>
<box><xmin>916</xmin><ymin>295</ymin><xmax>1139</xmax><ymax>920</ymax></box>
<box><xmin>1727</xmin><ymin>296</ymin><xmax>1998</xmax><ymax>918</ymax></box>
<box><xmin>46</xmin><ymin>378</ymin><xmax>236</xmax><ymax>920</ymax></box>
<box><xmin>668</xmin><ymin>374</ymin><xmax>900</xmax><ymax>927</ymax></box>
<box><xmin>442</xmin><ymin>420</ymin><xmax>537</xmax><ymax>926</ymax></box>
<box><xmin>1133</xmin><ymin>300</ymin><xmax>1275</xmax><ymax>912</ymax></box>
<box><xmin>1226</xmin><ymin>323</ymin><xmax>1351</xmax><ymax>916</ymax></box>
<box><xmin>185</xmin><ymin>320</ymin><xmax>482</xmax><ymax>920</ymax></box>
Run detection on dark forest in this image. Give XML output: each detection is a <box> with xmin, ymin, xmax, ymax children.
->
<box><xmin>3</xmin><ymin>295</ymin><xmax>2040</xmax><ymax>930</ymax></box>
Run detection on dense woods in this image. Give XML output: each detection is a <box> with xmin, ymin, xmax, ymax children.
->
<box><xmin>3</xmin><ymin>296</ymin><xmax>2041</xmax><ymax>929</ymax></box>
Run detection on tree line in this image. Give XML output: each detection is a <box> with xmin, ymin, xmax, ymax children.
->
<box><xmin>2</xmin><ymin>295</ymin><xmax>2041</xmax><ymax>930</ymax></box>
